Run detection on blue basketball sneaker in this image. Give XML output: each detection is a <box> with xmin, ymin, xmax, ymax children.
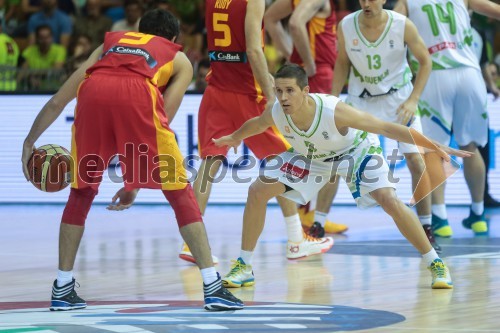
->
<box><xmin>50</xmin><ymin>278</ymin><xmax>86</xmax><ymax>311</ymax></box>
<box><xmin>204</xmin><ymin>273</ymin><xmax>244</xmax><ymax>311</ymax></box>
<box><xmin>432</xmin><ymin>214</ymin><xmax>453</xmax><ymax>238</ymax></box>
<box><xmin>462</xmin><ymin>209</ymin><xmax>488</xmax><ymax>235</ymax></box>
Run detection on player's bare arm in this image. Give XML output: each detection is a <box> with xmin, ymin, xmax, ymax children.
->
<box><xmin>331</xmin><ymin>23</ymin><xmax>351</xmax><ymax>97</ymax></box>
<box><xmin>289</xmin><ymin>0</ymin><xmax>328</xmax><ymax>77</ymax></box>
<box><xmin>393</xmin><ymin>0</ymin><xmax>408</xmax><ymax>16</ymax></box>
<box><xmin>212</xmin><ymin>107</ymin><xmax>275</xmax><ymax>153</ymax></box>
<box><xmin>466</xmin><ymin>0</ymin><xmax>500</xmax><ymax>19</ymax></box>
<box><xmin>246</xmin><ymin>0</ymin><xmax>275</xmax><ymax>103</ymax></box>
<box><xmin>264</xmin><ymin>0</ymin><xmax>293</xmax><ymax>60</ymax></box>
<box><xmin>334</xmin><ymin>102</ymin><xmax>473</xmax><ymax>161</ymax></box>
<box><xmin>163</xmin><ymin>51</ymin><xmax>193</xmax><ymax>122</ymax></box>
<box><xmin>21</xmin><ymin>45</ymin><xmax>103</xmax><ymax>180</ymax></box>
<box><xmin>396</xmin><ymin>19</ymin><xmax>431</xmax><ymax>125</ymax></box>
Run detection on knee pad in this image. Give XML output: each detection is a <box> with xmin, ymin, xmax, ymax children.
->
<box><xmin>61</xmin><ymin>187</ymin><xmax>98</xmax><ymax>226</ymax></box>
<box><xmin>162</xmin><ymin>184</ymin><xmax>203</xmax><ymax>227</ymax></box>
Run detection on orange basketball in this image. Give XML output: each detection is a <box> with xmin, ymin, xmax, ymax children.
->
<box><xmin>27</xmin><ymin>144</ymin><xmax>72</xmax><ymax>192</ymax></box>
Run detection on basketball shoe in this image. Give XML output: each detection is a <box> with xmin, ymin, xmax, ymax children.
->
<box><xmin>179</xmin><ymin>242</ymin><xmax>219</xmax><ymax>264</ymax></box>
<box><xmin>50</xmin><ymin>278</ymin><xmax>87</xmax><ymax>311</ymax></box>
<box><xmin>204</xmin><ymin>273</ymin><xmax>244</xmax><ymax>311</ymax></box>
<box><xmin>298</xmin><ymin>205</ymin><xmax>348</xmax><ymax>234</ymax></box>
<box><xmin>431</xmin><ymin>214</ymin><xmax>453</xmax><ymax>238</ymax></box>
<box><xmin>286</xmin><ymin>232</ymin><xmax>334</xmax><ymax>259</ymax></box>
<box><xmin>222</xmin><ymin>258</ymin><xmax>255</xmax><ymax>288</ymax></box>
<box><xmin>428</xmin><ymin>259</ymin><xmax>453</xmax><ymax>289</ymax></box>
<box><xmin>462</xmin><ymin>209</ymin><xmax>488</xmax><ymax>235</ymax></box>
<box><xmin>422</xmin><ymin>224</ymin><xmax>442</xmax><ymax>253</ymax></box>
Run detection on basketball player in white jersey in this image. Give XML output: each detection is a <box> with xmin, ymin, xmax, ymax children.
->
<box><xmin>215</xmin><ymin>64</ymin><xmax>471</xmax><ymax>289</ymax></box>
<box><xmin>394</xmin><ymin>0</ymin><xmax>500</xmax><ymax>237</ymax></box>
<box><xmin>333</xmin><ymin>1</ymin><xmax>440</xmax><ymax>251</ymax></box>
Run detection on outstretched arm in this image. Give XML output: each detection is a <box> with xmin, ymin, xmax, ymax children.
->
<box><xmin>264</xmin><ymin>0</ymin><xmax>294</xmax><ymax>60</ymax></box>
<box><xmin>213</xmin><ymin>106</ymin><xmax>276</xmax><ymax>153</ymax></box>
<box><xmin>334</xmin><ymin>102</ymin><xmax>472</xmax><ymax>161</ymax></box>
<box><xmin>21</xmin><ymin>45</ymin><xmax>103</xmax><ymax>180</ymax></box>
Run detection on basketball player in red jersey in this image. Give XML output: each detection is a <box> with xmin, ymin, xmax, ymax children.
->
<box><xmin>179</xmin><ymin>0</ymin><xmax>334</xmax><ymax>265</ymax></box>
<box><xmin>265</xmin><ymin>0</ymin><xmax>348</xmax><ymax>237</ymax></box>
<box><xmin>21</xmin><ymin>9</ymin><xmax>243</xmax><ymax>312</ymax></box>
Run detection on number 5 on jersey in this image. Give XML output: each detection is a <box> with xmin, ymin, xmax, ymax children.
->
<box><xmin>213</xmin><ymin>13</ymin><xmax>231</xmax><ymax>47</ymax></box>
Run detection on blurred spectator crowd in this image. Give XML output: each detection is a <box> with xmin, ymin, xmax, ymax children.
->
<box><xmin>0</xmin><ymin>0</ymin><xmax>499</xmax><ymax>93</ymax></box>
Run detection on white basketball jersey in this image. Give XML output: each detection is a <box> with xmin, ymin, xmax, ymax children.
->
<box><xmin>271</xmin><ymin>94</ymin><xmax>370</xmax><ymax>162</ymax></box>
<box><xmin>407</xmin><ymin>0</ymin><xmax>480</xmax><ymax>70</ymax></box>
<box><xmin>342</xmin><ymin>10</ymin><xmax>412</xmax><ymax>98</ymax></box>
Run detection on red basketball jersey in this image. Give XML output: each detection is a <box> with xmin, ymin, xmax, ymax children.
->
<box><xmin>289</xmin><ymin>0</ymin><xmax>337</xmax><ymax>67</ymax></box>
<box><xmin>206</xmin><ymin>0</ymin><xmax>264</xmax><ymax>99</ymax></box>
<box><xmin>87</xmin><ymin>31</ymin><xmax>182</xmax><ymax>93</ymax></box>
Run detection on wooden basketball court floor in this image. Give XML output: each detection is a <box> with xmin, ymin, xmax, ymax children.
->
<box><xmin>1</xmin><ymin>203</ymin><xmax>499</xmax><ymax>333</ymax></box>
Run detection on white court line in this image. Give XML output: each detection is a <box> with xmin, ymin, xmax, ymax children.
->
<box><xmin>185</xmin><ymin>324</ymin><xmax>228</xmax><ymax>330</ymax></box>
<box><xmin>89</xmin><ymin>325</ymin><xmax>156</xmax><ymax>333</ymax></box>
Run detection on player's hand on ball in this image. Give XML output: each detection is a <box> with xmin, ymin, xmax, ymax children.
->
<box><xmin>212</xmin><ymin>136</ymin><xmax>241</xmax><ymax>154</ymax></box>
<box><xmin>21</xmin><ymin>141</ymin><xmax>36</xmax><ymax>181</ymax></box>
<box><xmin>107</xmin><ymin>188</ymin><xmax>140</xmax><ymax>211</ymax></box>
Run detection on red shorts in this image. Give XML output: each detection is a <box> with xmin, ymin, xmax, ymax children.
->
<box><xmin>309</xmin><ymin>64</ymin><xmax>334</xmax><ymax>94</ymax></box>
<box><xmin>71</xmin><ymin>73</ymin><xmax>188</xmax><ymax>191</ymax></box>
<box><xmin>198</xmin><ymin>85</ymin><xmax>290</xmax><ymax>159</ymax></box>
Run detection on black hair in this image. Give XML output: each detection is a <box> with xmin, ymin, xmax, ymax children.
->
<box><xmin>139</xmin><ymin>9</ymin><xmax>179</xmax><ymax>40</ymax></box>
<box><xmin>275</xmin><ymin>63</ymin><xmax>308</xmax><ymax>89</ymax></box>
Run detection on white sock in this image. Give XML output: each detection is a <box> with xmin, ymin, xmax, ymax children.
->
<box><xmin>314</xmin><ymin>211</ymin><xmax>328</xmax><ymax>226</ymax></box>
<box><xmin>471</xmin><ymin>201</ymin><xmax>484</xmax><ymax>216</ymax></box>
<box><xmin>285</xmin><ymin>214</ymin><xmax>303</xmax><ymax>243</ymax></box>
<box><xmin>240</xmin><ymin>250</ymin><xmax>254</xmax><ymax>266</ymax></box>
<box><xmin>422</xmin><ymin>248</ymin><xmax>440</xmax><ymax>267</ymax></box>
<box><xmin>418</xmin><ymin>214</ymin><xmax>432</xmax><ymax>226</ymax></box>
<box><xmin>431</xmin><ymin>204</ymin><xmax>447</xmax><ymax>220</ymax></box>
<box><xmin>56</xmin><ymin>270</ymin><xmax>73</xmax><ymax>287</ymax></box>
<box><xmin>200</xmin><ymin>267</ymin><xmax>218</xmax><ymax>285</ymax></box>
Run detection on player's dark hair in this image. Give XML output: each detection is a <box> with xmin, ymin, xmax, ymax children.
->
<box><xmin>275</xmin><ymin>63</ymin><xmax>308</xmax><ymax>89</ymax></box>
<box><xmin>139</xmin><ymin>9</ymin><xmax>179</xmax><ymax>40</ymax></box>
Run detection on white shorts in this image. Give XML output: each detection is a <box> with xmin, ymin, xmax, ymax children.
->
<box><xmin>263</xmin><ymin>138</ymin><xmax>396</xmax><ymax>209</ymax></box>
<box><xmin>418</xmin><ymin>67</ymin><xmax>488</xmax><ymax>147</ymax></box>
<box><xmin>346</xmin><ymin>83</ymin><xmax>422</xmax><ymax>154</ymax></box>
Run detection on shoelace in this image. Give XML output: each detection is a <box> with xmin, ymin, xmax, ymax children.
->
<box><xmin>431</xmin><ymin>261</ymin><xmax>446</xmax><ymax>278</ymax></box>
<box><xmin>228</xmin><ymin>260</ymin><xmax>247</xmax><ymax>276</ymax></box>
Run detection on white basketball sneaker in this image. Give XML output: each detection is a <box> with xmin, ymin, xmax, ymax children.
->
<box><xmin>286</xmin><ymin>233</ymin><xmax>334</xmax><ymax>259</ymax></box>
<box><xmin>179</xmin><ymin>242</ymin><xmax>219</xmax><ymax>265</ymax></box>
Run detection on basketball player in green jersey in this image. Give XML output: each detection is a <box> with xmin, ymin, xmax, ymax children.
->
<box><xmin>395</xmin><ymin>0</ymin><xmax>500</xmax><ymax>237</ymax></box>
<box><xmin>215</xmin><ymin>64</ymin><xmax>472</xmax><ymax>289</ymax></box>
<box><xmin>332</xmin><ymin>1</ymin><xmax>440</xmax><ymax>251</ymax></box>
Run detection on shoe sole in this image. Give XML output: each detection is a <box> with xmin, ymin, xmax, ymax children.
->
<box><xmin>222</xmin><ymin>280</ymin><xmax>255</xmax><ymax>288</ymax></box>
<box><xmin>287</xmin><ymin>239</ymin><xmax>334</xmax><ymax>260</ymax></box>
<box><xmin>179</xmin><ymin>254</ymin><xmax>219</xmax><ymax>265</ymax></box>
<box><xmin>50</xmin><ymin>305</ymin><xmax>87</xmax><ymax>311</ymax></box>
<box><xmin>431</xmin><ymin>281</ymin><xmax>453</xmax><ymax>289</ymax></box>
<box><xmin>433</xmin><ymin>228</ymin><xmax>453</xmax><ymax>238</ymax></box>
<box><xmin>204</xmin><ymin>304</ymin><xmax>243</xmax><ymax>311</ymax></box>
